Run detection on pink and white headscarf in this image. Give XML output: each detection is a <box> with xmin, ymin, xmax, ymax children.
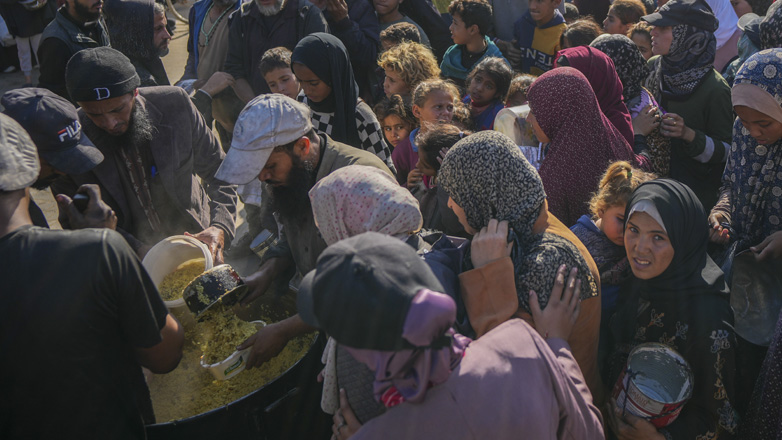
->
<box><xmin>309</xmin><ymin>165</ymin><xmax>423</xmax><ymax>246</ymax></box>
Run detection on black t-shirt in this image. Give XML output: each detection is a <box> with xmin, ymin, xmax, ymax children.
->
<box><xmin>0</xmin><ymin>226</ymin><xmax>168</xmax><ymax>439</ymax></box>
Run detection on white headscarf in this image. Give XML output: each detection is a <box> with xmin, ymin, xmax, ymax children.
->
<box><xmin>706</xmin><ymin>0</ymin><xmax>740</xmax><ymax>49</ymax></box>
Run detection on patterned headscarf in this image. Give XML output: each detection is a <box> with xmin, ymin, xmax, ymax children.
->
<box><xmin>725</xmin><ymin>49</ymin><xmax>782</xmax><ymax>252</ymax></box>
<box><xmin>590</xmin><ymin>34</ymin><xmax>650</xmax><ymax>103</ymax></box>
<box><xmin>760</xmin><ymin>1</ymin><xmax>782</xmax><ymax>50</ymax></box>
<box><xmin>555</xmin><ymin>46</ymin><xmax>635</xmax><ymax>146</ymax></box>
<box><xmin>526</xmin><ymin>67</ymin><xmax>637</xmax><ymax>226</ymax></box>
<box><xmin>439</xmin><ymin>131</ymin><xmax>597</xmax><ymax>312</ymax></box>
<box><xmin>645</xmin><ymin>24</ymin><xmax>717</xmax><ymax>102</ymax></box>
<box><xmin>309</xmin><ymin>165</ymin><xmax>423</xmax><ymax>246</ymax></box>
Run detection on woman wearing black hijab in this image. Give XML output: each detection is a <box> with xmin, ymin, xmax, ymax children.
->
<box><xmin>605</xmin><ymin>179</ymin><xmax>737</xmax><ymax>439</ymax></box>
<box><xmin>291</xmin><ymin>33</ymin><xmax>395</xmax><ymax>172</ymax></box>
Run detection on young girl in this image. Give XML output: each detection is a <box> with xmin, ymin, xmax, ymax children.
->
<box><xmin>373</xmin><ymin>94</ymin><xmax>416</xmax><ymax>149</ymax></box>
<box><xmin>462</xmin><ymin>57</ymin><xmax>512</xmax><ymax>131</ymax></box>
<box><xmin>627</xmin><ymin>21</ymin><xmax>653</xmax><ymax>60</ymax></box>
<box><xmin>291</xmin><ymin>33</ymin><xmax>395</xmax><ymax>172</ymax></box>
<box><xmin>570</xmin><ymin>161</ymin><xmax>655</xmax><ymax>334</ymax></box>
<box><xmin>378</xmin><ymin>41</ymin><xmax>441</xmax><ymax>101</ymax></box>
<box><xmin>391</xmin><ymin>79</ymin><xmax>459</xmax><ymax>189</ymax></box>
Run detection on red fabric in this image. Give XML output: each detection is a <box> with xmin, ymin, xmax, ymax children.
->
<box><xmin>380</xmin><ymin>386</ymin><xmax>406</xmax><ymax>408</ymax></box>
<box><xmin>527</xmin><ymin>67</ymin><xmax>638</xmax><ymax>226</ymax></box>
<box><xmin>555</xmin><ymin>46</ymin><xmax>635</xmax><ymax>146</ymax></box>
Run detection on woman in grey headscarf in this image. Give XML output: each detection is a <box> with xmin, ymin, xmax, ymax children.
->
<box><xmin>438</xmin><ymin>130</ymin><xmax>604</xmax><ymax>401</ymax></box>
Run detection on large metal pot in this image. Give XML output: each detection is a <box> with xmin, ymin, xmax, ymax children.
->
<box><xmin>146</xmin><ymin>291</ymin><xmax>331</xmax><ymax>440</ymax></box>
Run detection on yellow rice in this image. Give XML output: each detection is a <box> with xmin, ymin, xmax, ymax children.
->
<box><xmin>159</xmin><ymin>259</ymin><xmax>206</xmax><ymax>301</ymax></box>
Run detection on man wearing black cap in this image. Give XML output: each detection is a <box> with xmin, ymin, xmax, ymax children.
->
<box><xmin>0</xmin><ymin>112</ymin><xmax>185</xmax><ymax>438</ymax></box>
<box><xmin>37</xmin><ymin>0</ymin><xmax>109</xmax><ymax>101</ymax></box>
<box><xmin>55</xmin><ymin>46</ymin><xmax>239</xmax><ymax>263</ymax></box>
<box><xmin>2</xmin><ymin>87</ymin><xmax>113</xmax><ymax>229</ymax></box>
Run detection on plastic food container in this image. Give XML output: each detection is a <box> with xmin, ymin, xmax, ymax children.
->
<box><xmin>612</xmin><ymin>343</ymin><xmax>694</xmax><ymax>428</ymax></box>
<box><xmin>142</xmin><ymin>235</ymin><xmax>214</xmax><ymax>329</ymax></box>
<box><xmin>183</xmin><ymin>264</ymin><xmax>246</xmax><ymax>318</ymax></box>
<box><xmin>200</xmin><ymin>320</ymin><xmax>267</xmax><ymax>380</ymax></box>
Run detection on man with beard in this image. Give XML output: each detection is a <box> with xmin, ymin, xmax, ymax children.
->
<box><xmin>103</xmin><ymin>0</ymin><xmax>172</xmax><ymax>86</ymax></box>
<box><xmin>1</xmin><ymin>88</ymin><xmax>116</xmax><ymax>230</ymax></box>
<box><xmin>215</xmin><ymin>94</ymin><xmax>391</xmax><ymax>368</ymax></box>
<box><xmin>53</xmin><ymin>47</ymin><xmax>239</xmax><ymax>263</ymax></box>
<box><xmin>223</xmin><ymin>0</ymin><xmax>327</xmax><ymax>102</ymax></box>
<box><xmin>0</xmin><ymin>113</ymin><xmax>184</xmax><ymax>438</ymax></box>
<box><xmin>37</xmin><ymin>0</ymin><xmax>109</xmax><ymax>101</ymax></box>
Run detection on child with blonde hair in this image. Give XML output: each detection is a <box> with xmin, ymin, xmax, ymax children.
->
<box><xmin>570</xmin><ymin>161</ymin><xmax>656</xmax><ymax>323</ymax></box>
<box><xmin>392</xmin><ymin>79</ymin><xmax>459</xmax><ymax>189</ymax></box>
<box><xmin>378</xmin><ymin>41</ymin><xmax>440</xmax><ymax>100</ymax></box>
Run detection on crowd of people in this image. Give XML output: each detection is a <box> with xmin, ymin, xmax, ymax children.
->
<box><xmin>2</xmin><ymin>0</ymin><xmax>782</xmax><ymax>437</ymax></box>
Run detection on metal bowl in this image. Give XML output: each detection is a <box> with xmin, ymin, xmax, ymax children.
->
<box><xmin>183</xmin><ymin>264</ymin><xmax>247</xmax><ymax>319</ymax></box>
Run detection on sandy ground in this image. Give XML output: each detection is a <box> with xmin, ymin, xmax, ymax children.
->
<box><xmin>1</xmin><ymin>6</ymin><xmax>258</xmax><ymax>273</ymax></box>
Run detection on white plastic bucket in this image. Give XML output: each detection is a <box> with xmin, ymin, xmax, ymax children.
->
<box><xmin>201</xmin><ymin>320</ymin><xmax>267</xmax><ymax>380</ymax></box>
<box><xmin>142</xmin><ymin>235</ymin><xmax>214</xmax><ymax>329</ymax></box>
<box><xmin>493</xmin><ymin>105</ymin><xmax>543</xmax><ymax>169</ymax></box>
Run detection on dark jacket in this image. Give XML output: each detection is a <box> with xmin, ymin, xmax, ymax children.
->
<box><xmin>322</xmin><ymin>0</ymin><xmax>379</xmax><ymax>99</ymax></box>
<box><xmin>103</xmin><ymin>0</ymin><xmax>169</xmax><ymax>86</ymax></box>
<box><xmin>223</xmin><ymin>0</ymin><xmax>327</xmax><ymax>95</ymax></box>
<box><xmin>52</xmin><ymin>86</ymin><xmax>238</xmax><ymax>252</ymax></box>
<box><xmin>0</xmin><ymin>0</ymin><xmax>56</xmax><ymax>38</ymax></box>
<box><xmin>398</xmin><ymin>0</ymin><xmax>451</xmax><ymax>62</ymax></box>
<box><xmin>37</xmin><ymin>7</ymin><xmax>110</xmax><ymax>101</ymax></box>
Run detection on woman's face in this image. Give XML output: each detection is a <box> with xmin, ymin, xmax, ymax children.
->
<box><xmin>525</xmin><ymin>110</ymin><xmax>551</xmax><ymax>143</ymax></box>
<box><xmin>624</xmin><ymin>211</ymin><xmax>675</xmax><ymax>280</ymax></box>
<box><xmin>631</xmin><ymin>33</ymin><xmax>653</xmax><ymax>60</ymax></box>
<box><xmin>292</xmin><ymin>62</ymin><xmax>332</xmax><ymax>103</ymax></box>
<box><xmin>735</xmin><ymin>105</ymin><xmax>782</xmax><ymax>145</ymax></box>
<box><xmin>731</xmin><ymin>0</ymin><xmax>753</xmax><ymax>18</ymax></box>
<box><xmin>650</xmin><ymin>26</ymin><xmax>673</xmax><ymax>56</ymax></box>
<box><xmin>447</xmin><ymin>196</ymin><xmax>478</xmax><ymax>235</ymax></box>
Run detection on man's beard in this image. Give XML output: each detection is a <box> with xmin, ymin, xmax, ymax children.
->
<box><xmin>255</xmin><ymin>0</ymin><xmax>284</xmax><ymax>16</ymax></box>
<box><xmin>83</xmin><ymin>100</ymin><xmax>156</xmax><ymax>150</ymax></box>
<box><xmin>157</xmin><ymin>46</ymin><xmax>170</xmax><ymax>57</ymax></box>
<box><xmin>268</xmin><ymin>153</ymin><xmax>315</xmax><ymax>224</ymax></box>
<box><xmin>73</xmin><ymin>0</ymin><xmax>101</xmax><ymax>22</ymax></box>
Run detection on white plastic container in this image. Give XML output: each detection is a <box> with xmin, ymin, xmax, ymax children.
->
<box><xmin>142</xmin><ymin>235</ymin><xmax>214</xmax><ymax>329</ymax></box>
<box><xmin>201</xmin><ymin>320</ymin><xmax>267</xmax><ymax>380</ymax></box>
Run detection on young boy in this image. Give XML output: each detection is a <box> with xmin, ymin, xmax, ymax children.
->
<box><xmin>603</xmin><ymin>0</ymin><xmax>645</xmax><ymax>35</ymax></box>
<box><xmin>379</xmin><ymin>22</ymin><xmax>422</xmax><ymax>51</ymax></box>
<box><xmin>512</xmin><ymin>0</ymin><xmax>566</xmax><ymax>75</ymax></box>
<box><xmin>258</xmin><ymin>47</ymin><xmax>301</xmax><ymax>101</ymax></box>
<box><xmin>440</xmin><ymin>0</ymin><xmax>506</xmax><ymax>89</ymax></box>
<box><xmin>373</xmin><ymin>0</ymin><xmax>431</xmax><ymax>47</ymax></box>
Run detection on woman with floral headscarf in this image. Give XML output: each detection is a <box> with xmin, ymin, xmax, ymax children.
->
<box><xmin>640</xmin><ymin>0</ymin><xmax>733</xmax><ymax>211</ymax></box>
<box><xmin>710</xmin><ymin>49</ymin><xmax>782</xmax><ymax>268</ymax></box>
<box><xmin>591</xmin><ymin>34</ymin><xmax>672</xmax><ymax>176</ymax></box>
